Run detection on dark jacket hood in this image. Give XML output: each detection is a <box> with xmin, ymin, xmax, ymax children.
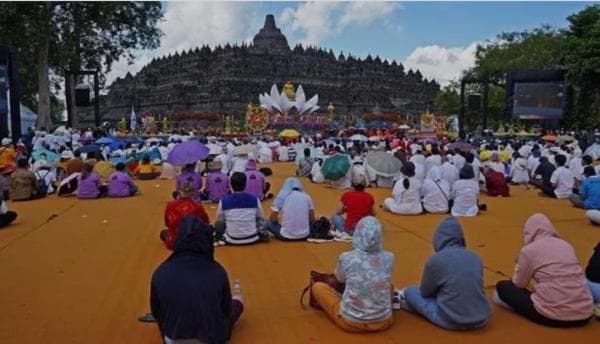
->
<box><xmin>171</xmin><ymin>216</ymin><xmax>214</xmax><ymax>260</ymax></box>
<box><xmin>433</xmin><ymin>216</ymin><xmax>466</xmax><ymax>252</ymax></box>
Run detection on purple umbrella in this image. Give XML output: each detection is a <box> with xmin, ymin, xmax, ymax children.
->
<box><xmin>447</xmin><ymin>142</ymin><xmax>473</xmax><ymax>152</ymax></box>
<box><xmin>166</xmin><ymin>141</ymin><xmax>210</xmax><ymax>166</ymax></box>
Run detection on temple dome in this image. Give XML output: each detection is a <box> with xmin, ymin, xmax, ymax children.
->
<box><xmin>252</xmin><ymin>14</ymin><xmax>290</xmax><ymax>54</ymax></box>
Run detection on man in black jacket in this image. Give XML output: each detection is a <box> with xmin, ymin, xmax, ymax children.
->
<box><xmin>151</xmin><ymin>216</ymin><xmax>243</xmax><ymax>344</ymax></box>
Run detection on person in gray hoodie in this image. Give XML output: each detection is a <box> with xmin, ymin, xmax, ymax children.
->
<box><xmin>399</xmin><ymin>216</ymin><xmax>491</xmax><ymax>330</ymax></box>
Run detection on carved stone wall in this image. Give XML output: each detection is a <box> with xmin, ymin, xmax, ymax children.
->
<box><xmin>80</xmin><ymin>14</ymin><xmax>439</xmax><ymax>124</ymax></box>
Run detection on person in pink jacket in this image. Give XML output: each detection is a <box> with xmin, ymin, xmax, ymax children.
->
<box><xmin>493</xmin><ymin>213</ymin><xmax>593</xmax><ymax>327</ymax></box>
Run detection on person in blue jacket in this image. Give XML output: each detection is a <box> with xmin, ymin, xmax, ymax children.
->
<box><xmin>570</xmin><ymin>166</ymin><xmax>600</xmax><ymax>209</ymax></box>
<box><xmin>397</xmin><ymin>216</ymin><xmax>491</xmax><ymax>330</ymax></box>
<box><xmin>150</xmin><ymin>216</ymin><xmax>243</xmax><ymax>344</ymax></box>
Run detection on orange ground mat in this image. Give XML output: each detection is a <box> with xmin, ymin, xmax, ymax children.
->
<box><xmin>0</xmin><ymin>162</ymin><xmax>598</xmax><ymax>343</ymax></box>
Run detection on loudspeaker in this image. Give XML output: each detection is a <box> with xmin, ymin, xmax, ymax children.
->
<box><xmin>75</xmin><ymin>87</ymin><xmax>90</xmax><ymax>106</ymax></box>
<box><xmin>468</xmin><ymin>94</ymin><xmax>481</xmax><ymax>111</ymax></box>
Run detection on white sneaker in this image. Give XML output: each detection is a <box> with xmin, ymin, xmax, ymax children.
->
<box><xmin>492</xmin><ymin>289</ymin><xmax>512</xmax><ymax>310</ymax></box>
<box><xmin>393</xmin><ymin>288</ymin><xmax>410</xmax><ymax>311</ymax></box>
<box><xmin>332</xmin><ymin>230</ymin><xmax>353</xmax><ymax>242</ymax></box>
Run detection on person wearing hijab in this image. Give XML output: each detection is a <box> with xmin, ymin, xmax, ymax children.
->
<box><xmin>485</xmin><ymin>152</ymin><xmax>505</xmax><ymax>176</ymax></box>
<box><xmin>584</xmin><ymin>242</ymin><xmax>600</xmax><ymax>318</ymax></box>
<box><xmin>510</xmin><ymin>152</ymin><xmax>530</xmax><ymax>188</ymax></box>
<box><xmin>203</xmin><ymin>159</ymin><xmax>230</xmax><ymax>203</ymax></box>
<box><xmin>494</xmin><ymin>213</ymin><xmax>593</xmax><ymax>327</ymax></box>
<box><xmin>244</xmin><ymin>159</ymin><xmax>272</xmax><ymax>201</ymax></box>
<box><xmin>450</xmin><ymin>164</ymin><xmax>480</xmax><ymax>217</ymax></box>
<box><xmin>310</xmin><ymin>216</ymin><xmax>394</xmax><ymax>332</ymax></box>
<box><xmin>266</xmin><ymin>178</ymin><xmax>315</xmax><ymax>241</ymax></box>
<box><xmin>440</xmin><ymin>156</ymin><xmax>459</xmax><ymax>188</ymax></box>
<box><xmin>310</xmin><ymin>158</ymin><xmax>325</xmax><ymax>184</ymax></box>
<box><xmin>151</xmin><ymin>216</ymin><xmax>244</xmax><ymax>344</ymax></box>
<box><xmin>383</xmin><ymin>161</ymin><xmax>423</xmax><ymax>215</ymax></box>
<box><xmin>398</xmin><ymin>217</ymin><xmax>491</xmax><ymax>330</ymax></box>
<box><xmin>421</xmin><ymin>166</ymin><xmax>451</xmax><ymax>213</ymax></box>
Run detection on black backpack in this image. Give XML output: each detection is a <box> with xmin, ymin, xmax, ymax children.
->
<box><xmin>36</xmin><ymin>170</ymin><xmax>49</xmax><ymax>196</ymax></box>
<box><xmin>310</xmin><ymin>217</ymin><xmax>331</xmax><ymax>239</ymax></box>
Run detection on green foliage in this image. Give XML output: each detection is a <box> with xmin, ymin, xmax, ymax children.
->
<box><xmin>564</xmin><ymin>5</ymin><xmax>600</xmax><ymax>127</ymax></box>
<box><xmin>467</xmin><ymin>4</ymin><xmax>600</xmax><ymax>128</ymax></box>
<box><xmin>473</xmin><ymin>26</ymin><xmax>566</xmax><ymax>84</ymax></box>
<box><xmin>434</xmin><ymin>84</ymin><xmax>460</xmax><ymax>116</ymax></box>
<box><xmin>0</xmin><ymin>2</ymin><xmax>163</xmax><ymax>127</ymax></box>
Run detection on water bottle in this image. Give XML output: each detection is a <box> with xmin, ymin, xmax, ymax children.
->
<box><xmin>232</xmin><ymin>278</ymin><xmax>243</xmax><ymax>301</ymax></box>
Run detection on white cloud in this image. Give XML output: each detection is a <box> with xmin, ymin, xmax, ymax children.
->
<box><xmin>105</xmin><ymin>2</ymin><xmax>259</xmax><ymax>85</ymax></box>
<box><xmin>280</xmin><ymin>1</ymin><xmax>401</xmax><ymax>46</ymax></box>
<box><xmin>280</xmin><ymin>2</ymin><xmax>342</xmax><ymax>45</ymax></box>
<box><xmin>403</xmin><ymin>42</ymin><xmax>480</xmax><ymax>86</ymax></box>
<box><xmin>339</xmin><ymin>2</ymin><xmax>399</xmax><ymax>27</ymax></box>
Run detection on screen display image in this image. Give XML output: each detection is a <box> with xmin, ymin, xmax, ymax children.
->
<box><xmin>513</xmin><ymin>81</ymin><xmax>564</xmax><ymax>119</ymax></box>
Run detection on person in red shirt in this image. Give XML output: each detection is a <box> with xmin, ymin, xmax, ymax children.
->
<box><xmin>331</xmin><ymin>174</ymin><xmax>376</xmax><ymax>242</ymax></box>
<box><xmin>160</xmin><ymin>182</ymin><xmax>210</xmax><ymax>250</ymax></box>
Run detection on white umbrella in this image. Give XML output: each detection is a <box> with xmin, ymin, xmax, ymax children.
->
<box><xmin>349</xmin><ymin>134</ymin><xmax>368</xmax><ymax>142</ymax></box>
<box><xmin>399</xmin><ymin>124</ymin><xmax>411</xmax><ymax>130</ymax></box>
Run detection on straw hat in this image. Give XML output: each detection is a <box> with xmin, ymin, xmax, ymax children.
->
<box><xmin>211</xmin><ymin>159</ymin><xmax>223</xmax><ymax>171</ymax></box>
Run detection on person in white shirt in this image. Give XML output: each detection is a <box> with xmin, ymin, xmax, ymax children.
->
<box><xmin>310</xmin><ymin>158</ymin><xmax>325</xmax><ymax>184</ymax></box>
<box><xmin>266</xmin><ymin>178</ymin><xmax>315</xmax><ymax>241</ymax></box>
<box><xmin>421</xmin><ymin>166</ymin><xmax>450</xmax><ymax>213</ymax></box>
<box><xmin>440</xmin><ymin>157</ymin><xmax>459</xmax><ymax>188</ymax></box>
<box><xmin>277</xmin><ymin>144</ymin><xmax>290</xmax><ymax>162</ymax></box>
<box><xmin>527</xmin><ymin>150</ymin><xmax>541</xmax><ymax>178</ymax></box>
<box><xmin>510</xmin><ymin>153</ymin><xmax>530</xmax><ymax>187</ymax></box>
<box><xmin>350</xmin><ymin>156</ymin><xmax>370</xmax><ymax>188</ymax></box>
<box><xmin>383</xmin><ymin>162</ymin><xmax>423</xmax><ymax>215</ymax></box>
<box><xmin>485</xmin><ymin>152</ymin><xmax>505</xmax><ymax>176</ymax></box>
<box><xmin>257</xmin><ymin>142</ymin><xmax>273</xmax><ymax>163</ymax></box>
<box><xmin>230</xmin><ymin>153</ymin><xmax>249</xmax><ymax>174</ymax></box>
<box><xmin>214</xmin><ymin>172</ymin><xmax>267</xmax><ymax>245</ymax></box>
<box><xmin>452</xmin><ymin>151</ymin><xmax>466</xmax><ymax>170</ymax></box>
<box><xmin>451</xmin><ymin>164</ymin><xmax>480</xmax><ymax>217</ymax></box>
<box><xmin>158</xmin><ymin>142</ymin><xmax>170</xmax><ymax>161</ymax></box>
<box><xmin>424</xmin><ymin>145</ymin><xmax>442</xmax><ymax>174</ymax></box>
<box><xmin>410</xmin><ymin>149</ymin><xmax>426</xmax><ymax>167</ymax></box>
<box><xmin>543</xmin><ymin>154</ymin><xmax>574</xmax><ymax>199</ymax></box>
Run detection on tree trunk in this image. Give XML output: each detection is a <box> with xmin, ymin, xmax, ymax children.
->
<box><xmin>68</xmin><ymin>72</ymin><xmax>78</xmax><ymax>128</ymax></box>
<box><xmin>36</xmin><ymin>28</ymin><xmax>51</xmax><ymax>131</ymax></box>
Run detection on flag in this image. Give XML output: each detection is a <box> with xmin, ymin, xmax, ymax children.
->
<box><xmin>130</xmin><ymin>106</ymin><xmax>137</xmax><ymax>130</ymax></box>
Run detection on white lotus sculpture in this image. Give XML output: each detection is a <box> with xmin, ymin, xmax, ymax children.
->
<box><xmin>259</xmin><ymin>84</ymin><xmax>319</xmax><ymax>116</ymax></box>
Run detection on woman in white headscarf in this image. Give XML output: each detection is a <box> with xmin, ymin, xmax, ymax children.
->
<box><xmin>383</xmin><ymin>161</ymin><xmax>423</xmax><ymax>215</ymax></box>
<box><xmin>421</xmin><ymin>165</ymin><xmax>450</xmax><ymax>214</ymax></box>
<box><xmin>258</xmin><ymin>142</ymin><xmax>273</xmax><ymax>163</ymax></box>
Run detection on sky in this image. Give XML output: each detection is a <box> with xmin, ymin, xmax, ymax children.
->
<box><xmin>106</xmin><ymin>1</ymin><xmax>597</xmax><ymax>87</ymax></box>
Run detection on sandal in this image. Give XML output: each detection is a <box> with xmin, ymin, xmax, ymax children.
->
<box><xmin>138</xmin><ymin>312</ymin><xmax>156</xmax><ymax>323</ymax></box>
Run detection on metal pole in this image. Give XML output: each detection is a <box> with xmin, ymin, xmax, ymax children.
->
<box><xmin>94</xmin><ymin>70</ymin><xmax>100</xmax><ymax>127</ymax></box>
<box><xmin>8</xmin><ymin>47</ymin><xmax>21</xmax><ymax>141</ymax></box>
<box><xmin>482</xmin><ymin>82</ymin><xmax>489</xmax><ymax>130</ymax></box>
<box><xmin>65</xmin><ymin>70</ymin><xmax>72</xmax><ymax>127</ymax></box>
<box><xmin>459</xmin><ymin>79</ymin><xmax>466</xmax><ymax>138</ymax></box>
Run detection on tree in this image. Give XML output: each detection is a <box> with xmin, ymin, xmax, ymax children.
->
<box><xmin>472</xmin><ymin>26</ymin><xmax>566</xmax><ymax>85</ymax></box>
<box><xmin>0</xmin><ymin>2</ymin><xmax>163</xmax><ymax>130</ymax></box>
<box><xmin>564</xmin><ymin>5</ymin><xmax>600</xmax><ymax>127</ymax></box>
<box><xmin>434</xmin><ymin>82</ymin><xmax>460</xmax><ymax>116</ymax></box>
